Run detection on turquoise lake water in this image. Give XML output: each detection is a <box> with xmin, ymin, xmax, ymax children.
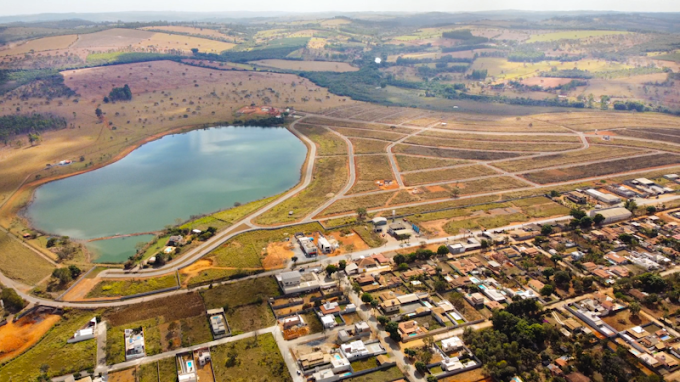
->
<box><xmin>27</xmin><ymin>126</ymin><xmax>306</xmax><ymax>262</ymax></box>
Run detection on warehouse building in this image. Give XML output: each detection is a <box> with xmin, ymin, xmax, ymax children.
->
<box><xmin>589</xmin><ymin>207</ymin><xmax>632</xmax><ymax>225</ymax></box>
<box><xmin>585</xmin><ymin>189</ymin><xmax>621</xmax><ymax>205</ymax></box>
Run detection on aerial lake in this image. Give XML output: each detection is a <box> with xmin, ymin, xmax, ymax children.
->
<box><xmin>27</xmin><ymin>126</ymin><xmax>306</xmax><ymax>262</ymax></box>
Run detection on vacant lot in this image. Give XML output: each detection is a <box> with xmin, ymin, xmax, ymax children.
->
<box><xmin>251</xmin><ymin>59</ymin><xmax>359</xmax><ymax>72</ymax></box>
<box><xmin>0</xmin><ymin>312</ymin><xmax>60</xmax><ymax>363</ymax></box>
<box><xmin>402</xmin><ymin>164</ymin><xmax>499</xmax><ymax>186</ymax></box>
<box><xmin>305</xmin><ymin>116</ymin><xmax>413</xmax><ymax>134</ymax></box>
<box><xmin>397</xmin><ymin>155</ymin><xmax>468</xmax><ymax>171</ymax></box>
<box><xmin>212</xmin><ymin>333</ymin><xmax>290</xmax><ymax>382</ymax></box>
<box><xmin>332</xmin><ymin>127</ymin><xmax>406</xmax><ymax>141</ymax></box>
<box><xmin>350</xmin><ymin>155</ymin><xmax>395</xmax><ymax>193</ymax></box>
<box><xmin>0</xmin><ymin>230</ymin><xmax>55</xmax><ymax>285</ymax></box>
<box><xmin>85</xmin><ymin>273</ymin><xmax>178</xmax><ymax>298</ymax></box>
<box><xmin>208</xmin><ymin>222</ymin><xmax>322</xmax><ymax>269</ymax></box>
<box><xmin>104</xmin><ymin>292</ymin><xmax>206</xmax><ymax>327</ymax></box>
<box><xmin>296</xmin><ymin>124</ymin><xmax>347</xmax><ymax>156</ymax></box>
<box><xmin>349</xmin><ymin>138</ymin><xmax>390</xmax><ymax>154</ymax></box>
<box><xmin>345</xmin><ymin>366</ymin><xmax>404</xmax><ymax>382</ymax></box>
<box><xmin>138</xmin><ymin>362</ymin><xmax>159</xmax><ymax>382</ymax></box>
<box><xmin>405</xmin><ymin>136</ymin><xmax>582</xmax><ymax>152</ymax></box>
<box><xmin>0</xmin><ymin>310</ymin><xmax>97</xmax><ymax>381</ymax></box>
<box><xmin>615</xmin><ymin>128</ymin><xmax>680</xmax><ymax>145</ymax></box>
<box><xmin>589</xmin><ymin>138</ymin><xmax>680</xmax><ymax>154</ymax></box>
<box><xmin>531</xmin><ymin>112</ymin><xmax>680</xmax><ymax>132</ymax></box>
<box><xmin>394</xmin><ymin>144</ymin><xmax>525</xmax><ymax>160</ymax></box>
<box><xmin>420</xmin><ymin>130</ymin><xmax>580</xmax><ymax>143</ymax></box>
<box><xmin>0</xmin><ymin>34</ymin><xmax>77</xmax><ymax>56</ymax></box>
<box><xmin>522</xmin><ymin>154</ymin><xmax>680</xmax><ymax>184</ymax></box>
<box><xmin>319</xmin><ymin>191</ymin><xmax>397</xmax><ymax>216</ymax></box>
<box><xmin>492</xmin><ymin>145</ymin><xmax>643</xmax><ymax>172</ymax></box>
<box><xmin>256</xmin><ymin>157</ymin><xmax>348</xmax><ymax>224</ymax></box>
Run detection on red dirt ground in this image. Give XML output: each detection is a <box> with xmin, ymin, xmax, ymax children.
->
<box><xmin>0</xmin><ymin>313</ymin><xmax>61</xmax><ymax>362</ymax></box>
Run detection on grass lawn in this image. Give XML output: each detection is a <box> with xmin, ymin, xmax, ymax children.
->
<box><xmin>106</xmin><ymin>318</ymin><xmax>162</xmax><ymax>365</ymax></box>
<box><xmin>346</xmin><ymin>366</ymin><xmax>404</xmax><ymax>381</ymax></box>
<box><xmin>138</xmin><ymin>362</ymin><xmax>159</xmax><ymax>382</ymax></box>
<box><xmin>210</xmin><ymin>222</ymin><xmax>323</xmax><ymax>268</ymax></box>
<box><xmin>0</xmin><ymin>230</ymin><xmax>55</xmax><ymax>285</ymax></box>
<box><xmin>297</xmin><ymin>124</ymin><xmax>347</xmax><ymax>156</ymax></box>
<box><xmin>140</xmin><ymin>235</ymin><xmax>170</xmax><ymax>261</ymax></box>
<box><xmin>86</xmin><ymin>274</ymin><xmax>178</xmax><ymax>298</ymax></box>
<box><xmin>212</xmin><ymin>332</ymin><xmax>291</xmax><ymax>382</ymax></box>
<box><xmin>0</xmin><ymin>310</ymin><xmax>97</xmax><ymax>381</ymax></box>
<box><xmin>350</xmin><ymin>357</ymin><xmax>378</xmax><ymax>372</ymax></box>
<box><xmin>255</xmin><ymin>156</ymin><xmax>348</xmax><ymax>224</ymax></box>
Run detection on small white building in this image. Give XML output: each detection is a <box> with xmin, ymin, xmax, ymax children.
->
<box><xmin>441</xmin><ymin>336</ymin><xmax>464</xmax><ymax>352</ymax></box>
<box><xmin>585</xmin><ymin>189</ymin><xmax>621</xmax><ymax>204</ymax></box>
<box><xmin>321</xmin><ymin>314</ymin><xmax>337</xmax><ymax>329</ymax></box>
<box><xmin>318</xmin><ymin>237</ymin><xmax>333</xmax><ymax>254</ymax></box>
<box><xmin>447</xmin><ymin>243</ymin><xmax>466</xmax><ymax>254</ymax></box>
<box><xmin>441</xmin><ymin>357</ymin><xmax>464</xmax><ymax>372</ymax></box>
<box><xmin>340</xmin><ymin>340</ymin><xmax>369</xmax><ymax>359</ymax></box>
<box><xmin>67</xmin><ymin>318</ymin><xmax>97</xmax><ymax>344</ymax></box>
<box><xmin>330</xmin><ymin>352</ymin><xmax>351</xmax><ymax>373</ymax></box>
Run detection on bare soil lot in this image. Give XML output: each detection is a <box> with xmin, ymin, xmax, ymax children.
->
<box><xmin>0</xmin><ymin>312</ymin><xmax>61</xmax><ymax>363</ymax></box>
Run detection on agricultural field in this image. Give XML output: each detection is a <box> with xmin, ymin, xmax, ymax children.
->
<box><xmin>526</xmin><ymin>30</ymin><xmax>630</xmax><ymax>42</ymax></box>
<box><xmin>212</xmin><ymin>333</ymin><xmax>291</xmax><ymax>382</ymax></box>
<box><xmin>393</xmin><ymin>143</ymin><xmax>525</xmax><ymax>160</ymax></box>
<box><xmin>492</xmin><ymin>145</ymin><xmax>644</xmax><ymax>172</ymax></box>
<box><xmin>296</xmin><ymin>124</ymin><xmax>348</xmax><ymax>156</ymax></box>
<box><xmin>0</xmin><ymin>230</ymin><xmax>55</xmax><ymax>285</ymax></box>
<box><xmin>350</xmin><ymin>155</ymin><xmax>395</xmax><ymax>193</ymax></box>
<box><xmin>0</xmin><ymin>34</ymin><xmax>77</xmax><ymax>56</ymax></box>
<box><xmin>255</xmin><ymin>156</ymin><xmax>349</xmax><ymax>224</ymax></box>
<box><xmin>402</xmin><ymin>164</ymin><xmax>499</xmax><ymax>186</ymax></box>
<box><xmin>522</xmin><ymin>153</ymin><xmax>680</xmax><ymax>184</ymax></box>
<box><xmin>85</xmin><ymin>273</ymin><xmax>178</xmax><ymax>298</ymax></box>
<box><xmin>200</xmin><ymin>277</ymin><xmax>279</xmax><ymax>334</ymax></box>
<box><xmin>0</xmin><ymin>310</ymin><xmax>98</xmax><ymax>381</ymax></box>
<box><xmin>396</xmin><ymin>155</ymin><xmax>468</xmax><ymax>171</ymax></box>
<box><xmin>251</xmin><ymin>59</ymin><xmax>359</xmax><ymax>72</ymax></box>
<box><xmin>72</xmin><ymin>28</ymin><xmax>154</xmax><ymax>49</ymax></box>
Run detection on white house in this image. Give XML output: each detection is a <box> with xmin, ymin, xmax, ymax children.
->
<box><xmin>321</xmin><ymin>314</ymin><xmax>337</xmax><ymax>329</ymax></box>
<box><xmin>340</xmin><ymin>340</ymin><xmax>369</xmax><ymax>359</ymax></box>
<box><xmin>441</xmin><ymin>336</ymin><xmax>464</xmax><ymax>352</ymax></box>
<box><xmin>67</xmin><ymin>318</ymin><xmax>97</xmax><ymax>344</ymax></box>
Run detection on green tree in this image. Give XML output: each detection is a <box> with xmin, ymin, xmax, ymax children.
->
<box><xmin>404</xmin><ymin>348</ymin><xmax>417</xmax><ymax>358</ymax></box>
<box><xmin>629</xmin><ymin>301</ymin><xmax>641</xmax><ymax>316</ymax></box>
<box><xmin>593</xmin><ymin>213</ymin><xmax>605</xmax><ymax>225</ymax></box>
<box><xmin>398</xmin><ymin>263</ymin><xmax>409</xmax><ymax>271</ymax></box>
<box><xmin>1</xmin><ymin>288</ymin><xmax>26</xmax><ymax>313</ymax></box>
<box><xmin>540</xmin><ymin>284</ymin><xmax>555</xmax><ymax>296</ymax></box>
<box><xmin>338</xmin><ymin>260</ymin><xmax>346</xmax><ymax>270</ymax></box>
<box><xmin>541</xmin><ymin>225</ymin><xmax>553</xmax><ymax>236</ymax></box>
<box><xmin>646</xmin><ymin>206</ymin><xmax>657</xmax><ymax>214</ymax></box>
<box><xmin>554</xmin><ymin>270</ymin><xmax>571</xmax><ymax>288</ymax></box>
<box><xmin>437</xmin><ymin>245</ymin><xmax>449</xmax><ymax>255</ymax></box>
<box><xmin>191</xmin><ymin>48</ymin><xmax>199</xmax><ymax>55</ymax></box>
<box><xmin>393</xmin><ymin>254</ymin><xmax>406</xmax><ymax>264</ymax></box>
<box><xmin>95</xmin><ymin>108</ymin><xmax>103</xmax><ymax>119</ymax></box>
<box><xmin>52</xmin><ymin>267</ymin><xmax>73</xmax><ymax>285</ymax></box>
<box><xmin>549</xmin><ymin>190</ymin><xmax>560</xmax><ymax>198</ymax></box>
<box><xmin>325</xmin><ymin>264</ymin><xmax>338</xmax><ymax>277</ymax></box>
<box><xmin>625</xmin><ymin>199</ymin><xmax>638</xmax><ymax>214</ymax></box>
<box><xmin>415</xmin><ymin>361</ymin><xmax>427</xmax><ymax>373</ymax></box>
<box><xmin>570</xmin><ymin>208</ymin><xmax>586</xmax><ymax>219</ymax></box>
<box><xmin>385</xmin><ymin>321</ymin><xmax>402</xmax><ymax>342</ymax></box>
<box><xmin>361</xmin><ymin>293</ymin><xmax>374</xmax><ymax>304</ymax></box>
<box><xmin>377</xmin><ymin>316</ymin><xmax>389</xmax><ymax>326</ymax></box>
<box><xmin>356</xmin><ymin>207</ymin><xmax>367</xmax><ymax>220</ymax></box>
<box><xmin>579</xmin><ymin>216</ymin><xmax>593</xmax><ymax>228</ymax></box>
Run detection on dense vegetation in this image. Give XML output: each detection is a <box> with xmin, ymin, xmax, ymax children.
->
<box><xmin>0</xmin><ymin>113</ymin><xmax>67</xmax><ymax>144</ymax></box>
<box><xmin>442</xmin><ymin>29</ymin><xmax>490</xmax><ymax>45</ymax></box>
<box><xmin>107</xmin><ymin>84</ymin><xmax>132</xmax><ymax>102</ymax></box>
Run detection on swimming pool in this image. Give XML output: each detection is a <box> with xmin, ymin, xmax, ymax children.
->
<box><xmin>478</xmin><ymin>285</ymin><xmax>487</xmax><ymax>290</ymax></box>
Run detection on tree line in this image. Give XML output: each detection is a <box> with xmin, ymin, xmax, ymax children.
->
<box><xmin>0</xmin><ymin>114</ymin><xmax>67</xmax><ymax>144</ymax></box>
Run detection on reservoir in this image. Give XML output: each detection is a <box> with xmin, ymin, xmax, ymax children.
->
<box><xmin>27</xmin><ymin>126</ymin><xmax>306</xmax><ymax>262</ymax></box>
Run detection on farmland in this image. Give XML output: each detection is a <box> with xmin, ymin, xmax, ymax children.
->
<box><xmin>0</xmin><ymin>34</ymin><xmax>77</xmax><ymax>56</ymax></box>
<box><xmin>132</xmin><ymin>32</ymin><xmax>236</xmax><ymax>53</ymax></box>
<box><xmin>402</xmin><ymin>164</ymin><xmax>499</xmax><ymax>186</ymax></box>
<box><xmin>523</xmin><ymin>153</ymin><xmax>680</xmax><ymax>184</ymax></box>
<box><xmin>526</xmin><ymin>30</ymin><xmax>630</xmax><ymax>42</ymax></box>
<box><xmin>0</xmin><ymin>310</ymin><xmax>97</xmax><ymax>381</ymax></box>
<box><xmin>255</xmin><ymin>156</ymin><xmax>349</xmax><ymax>224</ymax></box>
<box><xmin>212</xmin><ymin>333</ymin><xmax>290</xmax><ymax>382</ymax></box>
<box><xmin>140</xmin><ymin>25</ymin><xmax>235</xmax><ymax>40</ymax></box>
<box><xmin>350</xmin><ymin>155</ymin><xmax>395</xmax><ymax>193</ymax></box>
<box><xmin>251</xmin><ymin>59</ymin><xmax>359</xmax><ymax>72</ymax></box>
<box><xmin>0</xmin><ymin>230</ymin><xmax>55</xmax><ymax>285</ymax></box>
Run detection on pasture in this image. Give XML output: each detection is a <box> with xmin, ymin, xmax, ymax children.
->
<box><xmin>470</xmin><ymin>57</ymin><xmax>632</xmax><ymax>80</ymax></box>
<box><xmin>140</xmin><ymin>25</ymin><xmax>235</xmax><ymax>40</ymax></box>
<box><xmin>72</xmin><ymin>28</ymin><xmax>154</xmax><ymax>49</ymax></box>
<box><xmin>527</xmin><ymin>30</ymin><xmax>630</xmax><ymax>43</ymax></box>
<box><xmin>251</xmin><ymin>59</ymin><xmax>358</xmax><ymax>72</ymax></box>
<box><xmin>133</xmin><ymin>32</ymin><xmax>236</xmax><ymax>53</ymax></box>
<box><xmin>0</xmin><ymin>34</ymin><xmax>77</xmax><ymax>56</ymax></box>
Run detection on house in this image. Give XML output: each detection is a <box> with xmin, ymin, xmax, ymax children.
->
<box><xmin>466</xmin><ymin>293</ymin><xmax>485</xmax><ymax>307</ymax></box>
<box><xmin>344</xmin><ymin>262</ymin><xmax>359</xmax><ymax>275</ymax></box>
<box><xmin>371</xmin><ymin>253</ymin><xmax>390</xmax><ymax>265</ymax></box>
<box><xmin>398</xmin><ymin>320</ymin><xmax>422</xmax><ymax>337</ymax></box>
<box><xmin>282</xmin><ymin>314</ymin><xmax>304</xmax><ymax>329</ymax></box>
<box><xmin>563</xmin><ymin>318</ymin><xmax>583</xmax><ymax>333</ymax></box>
<box><xmin>318</xmin><ymin>237</ymin><xmax>333</xmax><ymax>254</ymax></box>
<box><xmin>448</xmin><ymin>243</ymin><xmax>466</xmax><ymax>254</ymax></box>
<box><xmin>605</xmin><ymin>252</ymin><xmax>627</xmax><ymax>265</ymax></box>
<box><xmin>321</xmin><ymin>314</ymin><xmax>337</xmax><ymax>329</ymax></box>
<box><xmin>299</xmin><ymin>237</ymin><xmax>319</xmax><ymax>257</ymax></box>
<box><xmin>582</xmin><ymin>262</ymin><xmax>598</xmax><ymax>272</ymax></box>
<box><xmin>357</xmin><ymin>257</ymin><xmax>380</xmax><ymax>272</ymax></box>
<box><xmin>312</xmin><ymin>369</ymin><xmax>337</xmax><ymax>382</ymax></box>
<box><xmin>207</xmin><ymin>308</ymin><xmax>228</xmax><ymax>338</ymax></box>
<box><xmin>330</xmin><ymin>352</ymin><xmax>351</xmax><ymax>373</ymax></box>
<box><xmin>277</xmin><ymin>271</ymin><xmax>301</xmax><ymax>289</ymax></box>
<box><xmin>592</xmin><ymin>268</ymin><xmax>611</xmax><ymax>279</ymax></box>
<box><xmin>441</xmin><ymin>357</ymin><xmax>464</xmax><ymax>372</ymax></box>
<box><xmin>167</xmin><ymin>235</ymin><xmax>185</xmax><ymax>247</ymax></box>
<box><xmin>340</xmin><ymin>340</ymin><xmax>369</xmax><ymax>359</ymax></box>
<box><xmin>449</xmin><ymin>258</ymin><xmax>477</xmax><ymax>274</ymax></box>
<box><xmin>124</xmin><ymin>328</ymin><xmax>146</xmax><ymax>360</ymax></box>
<box><xmin>590</xmin><ymin>207</ymin><xmax>632</xmax><ymax>224</ymax></box>
<box><xmin>566</xmin><ymin>191</ymin><xmax>588</xmax><ymax>204</ymax></box>
<box><xmin>320</xmin><ymin>301</ymin><xmax>341</xmax><ymax>315</ymax></box>
<box><xmin>609</xmin><ymin>266</ymin><xmax>630</xmax><ymax>278</ymax></box>
<box><xmin>68</xmin><ymin>318</ymin><xmax>97</xmax><ymax>344</ymax></box>
<box><xmin>547</xmin><ymin>364</ymin><xmax>563</xmax><ymax>376</ymax></box>
<box><xmin>528</xmin><ymin>279</ymin><xmax>545</xmax><ymax>293</ymax></box>
<box><xmin>441</xmin><ymin>336</ymin><xmax>464</xmax><ymax>352</ymax></box>
<box><xmin>629</xmin><ymin>289</ymin><xmax>647</xmax><ymax>300</ymax></box>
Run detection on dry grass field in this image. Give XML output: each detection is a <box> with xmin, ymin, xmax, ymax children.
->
<box><xmin>255</xmin><ymin>156</ymin><xmax>348</xmax><ymax>224</ymax></box>
<box><xmin>331</xmin><ymin>126</ymin><xmax>406</xmax><ymax>141</ymax></box>
<box><xmin>306</xmin><ymin>116</ymin><xmax>414</xmax><ymax>134</ymax></box>
<box><xmin>530</xmin><ymin>112</ymin><xmax>680</xmax><ymax>131</ymax></box>
<box><xmin>492</xmin><ymin>146</ymin><xmax>644</xmax><ymax>172</ymax></box>
<box><xmin>0</xmin><ymin>34</ymin><xmax>77</xmax><ymax>56</ymax></box>
<box><xmin>615</xmin><ymin>128</ymin><xmax>680</xmax><ymax>144</ymax></box>
<box><xmin>420</xmin><ymin>130</ymin><xmax>581</xmax><ymax>143</ymax></box>
<box><xmin>393</xmin><ymin>143</ymin><xmax>525</xmax><ymax>160</ymax></box>
<box><xmin>588</xmin><ymin>138</ymin><xmax>680</xmax><ymax>154</ymax></box>
<box><xmin>72</xmin><ymin>28</ymin><xmax>154</xmax><ymax>49</ymax></box>
<box><xmin>132</xmin><ymin>32</ymin><xmax>236</xmax><ymax>53</ymax></box>
<box><xmin>396</xmin><ymin>155</ymin><xmax>467</xmax><ymax>171</ymax></box>
<box><xmin>140</xmin><ymin>26</ymin><xmax>234</xmax><ymax>40</ymax></box>
<box><xmin>350</xmin><ymin>155</ymin><xmax>395</xmax><ymax>193</ymax></box>
<box><xmin>402</xmin><ymin>164</ymin><xmax>499</xmax><ymax>186</ymax></box>
<box><xmin>250</xmin><ymin>59</ymin><xmax>359</xmax><ymax>72</ymax></box>
<box><xmin>0</xmin><ymin>230</ymin><xmax>55</xmax><ymax>285</ymax></box>
<box><xmin>405</xmin><ymin>136</ymin><xmax>582</xmax><ymax>152</ymax></box>
<box><xmin>319</xmin><ymin>191</ymin><xmax>397</xmax><ymax>217</ymax></box>
<box><xmin>348</xmin><ymin>138</ymin><xmax>390</xmax><ymax>154</ymax></box>
<box><xmin>522</xmin><ymin>154</ymin><xmax>680</xmax><ymax>184</ymax></box>
<box><xmin>296</xmin><ymin>124</ymin><xmax>347</xmax><ymax>155</ymax></box>
<box><xmin>435</xmin><ymin>116</ymin><xmax>567</xmax><ymax>133</ymax></box>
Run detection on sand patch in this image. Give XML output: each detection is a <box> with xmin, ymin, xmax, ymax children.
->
<box><xmin>262</xmin><ymin>241</ymin><xmax>295</xmax><ymax>270</ymax></box>
<box><xmin>0</xmin><ymin>313</ymin><xmax>61</xmax><ymax>363</ymax></box>
<box><xmin>418</xmin><ymin>219</ymin><xmax>450</xmax><ymax>238</ymax></box>
<box><xmin>426</xmin><ymin>185</ymin><xmax>446</xmax><ymax>192</ymax></box>
<box><xmin>61</xmin><ymin>277</ymin><xmax>100</xmax><ymax>302</ymax></box>
<box><xmin>328</xmin><ymin>231</ymin><xmax>370</xmax><ymax>255</ymax></box>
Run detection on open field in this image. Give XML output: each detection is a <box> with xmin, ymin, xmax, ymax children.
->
<box><xmin>402</xmin><ymin>164</ymin><xmax>499</xmax><ymax>186</ymax></box>
<box><xmin>319</xmin><ymin>191</ymin><xmax>397</xmax><ymax>217</ymax></box>
<box><xmin>73</xmin><ymin>28</ymin><xmax>154</xmax><ymax>49</ymax></box>
<box><xmin>420</xmin><ymin>130</ymin><xmax>581</xmax><ymax>143</ymax></box>
<box><xmin>305</xmin><ymin>116</ymin><xmax>414</xmax><ymax>134</ymax></box>
<box><xmin>470</xmin><ymin>57</ymin><xmax>632</xmax><ymax>80</ymax></box>
<box><xmin>396</xmin><ymin>155</ymin><xmax>467</xmax><ymax>171</ymax></box>
<box><xmin>615</xmin><ymin>128</ymin><xmax>680</xmax><ymax>145</ymax></box>
<box><xmin>531</xmin><ymin>112</ymin><xmax>680</xmax><ymax>131</ymax></box>
<box><xmin>345</xmin><ymin>366</ymin><xmax>404</xmax><ymax>382</ymax></box>
<box><xmin>138</xmin><ymin>362</ymin><xmax>159</xmax><ymax>382</ymax></box>
<box><xmin>0</xmin><ymin>34</ymin><xmax>77</xmax><ymax>56</ymax></box>
<box><xmin>296</xmin><ymin>124</ymin><xmax>347</xmax><ymax>156</ymax></box>
<box><xmin>393</xmin><ymin>143</ymin><xmax>525</xmax><ymax>160</ymax></box>
<box><xmin>251</xmin><ymin>59</ymin><xmax>359</xmax><ymax>72</ymax></box>
<box><xmin>348</xmin><ymin>138</ymin><xmax>390</xmax><ymax>154</ymax></box>
<box><xmin>255</xmin><ymin>156</ymin><xmax>349</xmax><ymax>224</ymax></box>
<box><xmin>492</xmin><ymin>146</ymin><xmax>644</xmax><ymax>172</ymax></box>
<box><xmin>181</xmin><ymin>194</ymin><xmax>280</xmax><ymax>232</ymax></box>
<box><xmin>527</xmin><ymin>30</ymin><xmax>630</xmax><ymax>42</ymax></box>
<box><xmin>140</xmin><ymin>25</ymin><xmax>234</xmax><ymax>40</ymax></box>
<box><xmin>444</xmin><ymin>176</ymin><xmax>532</xmax><ymax>196</ymax></box>
<box><xmin>423</xmin><ymin>115</ymin><xmax>567</xmax><ymax>133</ymax></box>
<box><xmin>331</xmin><ymin>126</ymin><xmax>406</xmax><ymax>141</ymax></box>
<box><xmin>350</xmin><ymin>155</ymin><xmax>395</xmax><ymax>193</ymax></box>
<box><xmin>523</xmin><ymin>153</ymin><xmax>680</xmax><ymax>184</ymax></box>
<box><xmin>212</xmin><ymin>333</ymin><xmax>291</xmax><ymax>382</ymax></box>
<box><xmin>201</xmin><ymin>278</ymin><xmax>279</xmax><ymax>333</ymax></box>
<box><xmin>588</xmin><ymin>138</ymin><xmax>680</xmax><ymax>154</ymax></box>
<box><xmin>85</xmin><ymin>273</ymin><xmax>178</xmax><ymax>298</ymax></box>
<box><xmin>0</xmin><ymin>230</ymin><xmax>55</xmax><ymax>285</ymax></box>
<box><xmin>133</xmin><ymin>32</ymin><xmax>236</xmax><ymax>53</ymax></box>
<box><xmin>0</xmin><ymin>312</ymin><xmax>60</xmax><ymax>363</ymax></box>
<box><xmin>0</xmin><ymin>310</ymin><xmax>97</xmax><ymax>381</ymax></box>
<box><xmin>108</xmin><ymin>368</ymin><xmax>136</xmax><ymax>382</ymax></box>
<box><xmin>207</xmin><ymin>222</ymin><xmax>322</xmax><ymax>269</ymax></box>
<box><xmin>405</xmin><ymin>135</ymin><xmax>582</xmax><ymax>152</ymax></box>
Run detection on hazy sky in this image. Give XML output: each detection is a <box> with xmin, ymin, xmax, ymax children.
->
<box><xmin>2</xmin><ymin>0</ymin><xmax>680</xmax><ymax>16</ymax></box>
